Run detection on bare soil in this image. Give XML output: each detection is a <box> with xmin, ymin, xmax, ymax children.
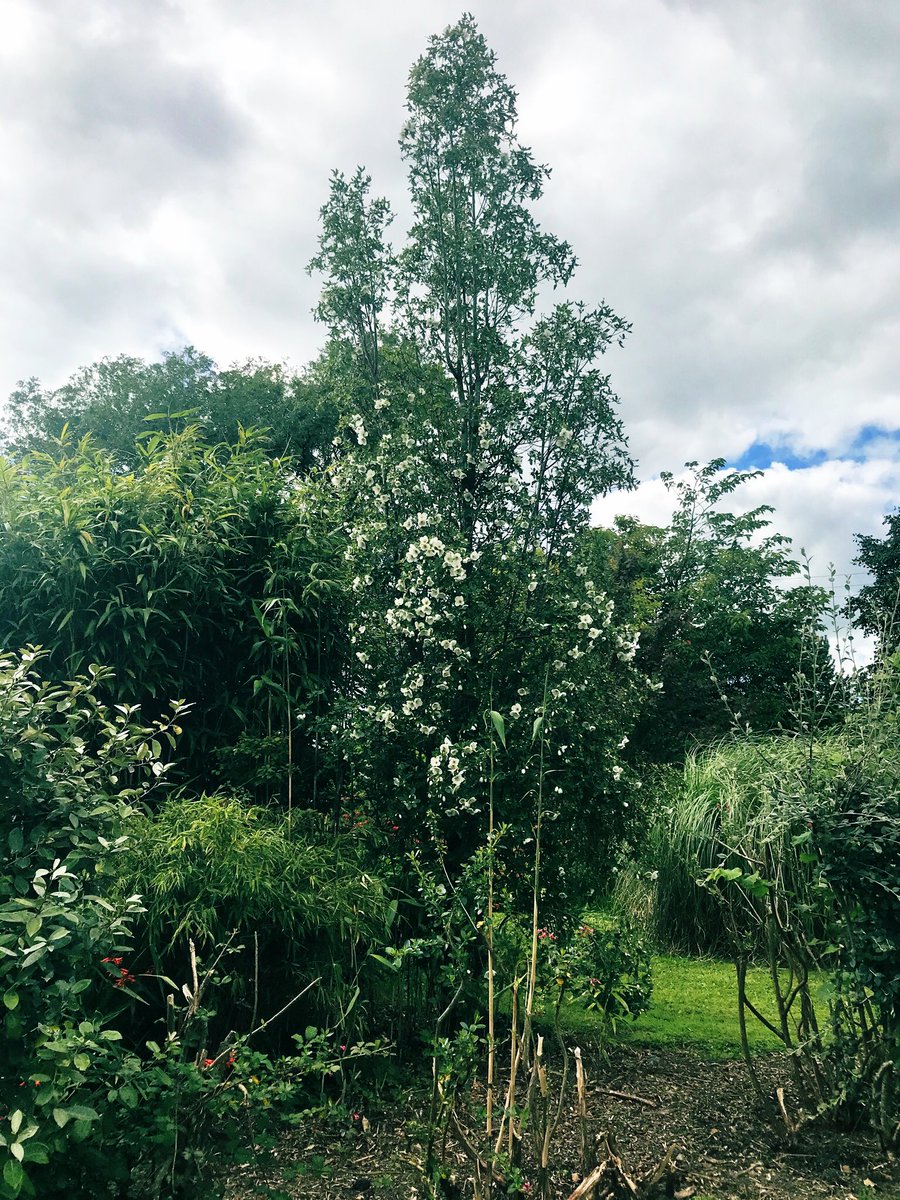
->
<box><xmin>227</xmin><ymin>1045</ymin><xmax>897</xmax><ymax>1200</ymax></box>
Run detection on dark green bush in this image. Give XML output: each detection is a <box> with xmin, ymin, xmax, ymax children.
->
<box><xmin>0</xmin><ymin>428</ymin><xmax>347</xmax><ymax>800</ymax></box>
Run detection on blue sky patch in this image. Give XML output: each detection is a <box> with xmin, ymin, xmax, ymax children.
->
<box><xmin>729</xmin><ymin>442</ymin><xmax>829</xmax><ymax>471</ymax></box>
<box><xmin>729</xmin><ymin>427</ymin><xmax>900</xmax><ymax>472</ymax></box>
<box><xmin>850</xmin><ymin>425</ymin><xmax>900</xmax><ymax>455</ymax></box>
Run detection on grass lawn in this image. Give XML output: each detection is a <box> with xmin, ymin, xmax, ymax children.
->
<box><xmin>553</xmin><ymin>953</ymin><xmax>830</xmax><ymax>1060</ymax></box>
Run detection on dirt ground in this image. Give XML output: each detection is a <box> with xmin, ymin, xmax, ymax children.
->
<box><xmin>227</xmin><ymin>1045</ymin><xmax>898</xmax><ymax>1200</ymax></box>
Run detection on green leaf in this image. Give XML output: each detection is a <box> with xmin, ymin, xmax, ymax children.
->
<box><xmin>57</xmin><ymin>609</ymin><xmax>75</xmax><ymax>632</ymax></box>
<box><xmin>73</xmin><ymin>1054</ymin><xmax>90</xmax><ymax>1072</ymax></box>
<box><xmin>69</xmin><ymin>1119</ymin><xmax>92</xmax><ymax>1143</ymax></box>
<box><xmin>2</xmin><ymin>991</ymin><xmax>18</xmax><ymax>1011</ymax></box>
<box><xmin>23</xmin><ymin>1142</ymin><xmax>48</xmax><ymax>1165</ymax></box>
<box><xmin>65</xmin><ymin>1106</ymin><xmax>98</xmax><ymax>1123</ymax></box>
<box><xmin>532</xmin><ymin>715</ymin><xmax>544</xmax><ymax>743</ymax></box>
<box><xmin>3</xmin><ymin>1158</ymin><xmax>24</xmax><ymax>1193</ymax></box>
<box><xmin>489</xmin><ymin>711</ymin><xmax>506</xmax><ymax>748</ymax></box>
<box><xmin>9</xmin><ymin>1112</ymin><xmax>23</xmax><ymax>1137</ymax></box>
<box><xmin>51</xmin><ymin>1110</ymin><xmax>69</xmax><ymax>1129</ymax></box>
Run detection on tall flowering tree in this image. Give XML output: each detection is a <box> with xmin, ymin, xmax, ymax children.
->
<box><xmin>311</xmin><ymin>17</ymin><xmax>646</xmax><ymax>903</ymax></box>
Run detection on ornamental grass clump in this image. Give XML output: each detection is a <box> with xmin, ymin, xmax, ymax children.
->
<box><xmin>620</xmin><ymin>735</ymin><xmax>844</xmax><ymax>955</ymax></box>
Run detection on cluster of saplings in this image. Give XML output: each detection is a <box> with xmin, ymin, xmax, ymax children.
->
<box><xmin>0</xmin><ymin>17</ymin><xmax>897</xmax><ymax>1199</ymax></box>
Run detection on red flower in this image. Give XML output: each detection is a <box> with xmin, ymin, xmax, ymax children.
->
<box><xmin>102</xmin><ymin>956</ymin><xmax>124</xmax><ymax>966</ymax></box>
<box><xmin>202</xmin><ymin>1058</ymin><xmax>216</xmax><ymax>1069</ymax></box>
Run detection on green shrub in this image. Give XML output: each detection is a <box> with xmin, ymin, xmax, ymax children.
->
<box><xmin>494</xmin><ymin>914</ymin><xmax>652</xmax><ymax>1035</ymax></box>
<box><xmin>628</xmin><ymin>659</ymin><xmax>899</xmax><ymax>1147</ymax></box>
<box><xmin>0</xmin><ymin>650</ymin><xmax>386</xmax><ymax>1198</ymax></box>
<box><xmin>0</xmin><ymin>649</ymin><xmax>178</xmax><ymax>1196</ymax></box>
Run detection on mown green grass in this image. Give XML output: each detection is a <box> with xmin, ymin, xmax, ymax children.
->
<box><xmin>555</xmin><ymin>953</ymin><xmax>830</xmax><ymax>1061</ymax></box>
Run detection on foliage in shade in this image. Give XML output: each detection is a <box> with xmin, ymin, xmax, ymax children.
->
<box><xmin>0</xmin><ymin>650</ymin><xmax>384</xmax><ymax>1198</ymax></box>
<box><xmin>118</xmin><ymin>792</ymin><xmax>391</xmax><ymax>1027</ymax></box>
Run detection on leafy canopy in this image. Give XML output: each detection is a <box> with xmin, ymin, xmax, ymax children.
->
<box><xmin>847</xmin><ymin>509</ymin><xmax>900</xmax><ymax>656</ymax></box>
<box><xmin>3</xmin><ymin>347</ymin><xmax>337</xmax><ymax>472</ymax></box>
<box><xmin>595</xmin><ymin>460</ymin><xmax>832</xmax><ymax>762</ymax></box>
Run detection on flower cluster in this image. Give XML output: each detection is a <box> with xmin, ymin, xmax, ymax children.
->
<box><xmin>102</xmin><ymin>955</ymin><xmax>137</xmax><ymax>988</ymax></box>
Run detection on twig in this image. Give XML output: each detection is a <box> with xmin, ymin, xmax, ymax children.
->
<box><xmin>247</xmin><ymin>977</ymin><xmax>320</xmax><ymax>1040</ymax></box>
<box><xmin>642</xmin><ymin>1142</ymin><xmax>681</xmax><ymax>1191</ymax></box>
<box><xmin>449</xmin><ymin>1110</ymin><xmax>508</xmax><ymax>1187</ymax></box>
<box><xmin>596</xmin><ymin>1087</ymin><xmax>659</xmax><ymax>1108</ymax></box>
<box><xmin>574</xmin><ymin>1048</ymin><xmax>596</xmax><ymax>1183</ymax></box>
<box><xmin>188</xmin><ymin>937</ymin><xmax>200</xmax><ymax>1015</ymax></box>
<box><xmin>251</xmin><ymin>931</ymin><xmax>259</xmax><ymax>1032</ymax></box>
<box><xmin>775</xmin><ymin>1085</ymin><xmax>800</xmax><ymax>1140</ymax></box>
<box><xmin>205</xmin><ymin>976</ymin><xmax>321</xmax><ymax>1069</ymax></box>
<box><xmin>566</xmin><ymin>1133</ymin><xmax>640</xmax><ymax>1199</ymax></box>
<box><xmin>566</xmin><ymin>1163</ymin><xmax>609</xmax><ymax>1200</ymax></box>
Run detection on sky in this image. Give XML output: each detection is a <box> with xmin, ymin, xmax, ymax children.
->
<box><xmin>1</xmin><ymin>0</ymin><xmax>897</xmax><ymax>620</ymax></box>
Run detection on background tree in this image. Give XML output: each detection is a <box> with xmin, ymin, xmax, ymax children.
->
<box><xmin>593</xmin><ymin>460</ymin><xmax>832</xmax><ymax>763</ymax></box>
<box><xmin>3</xmin><ymin>347</ymin><xmax>337</xmax><ymax>471</ymax></box>
<box><xmin>847</xmin><ymin>509</ymin><xmax>900</xmax><ymax>657</ymax></box>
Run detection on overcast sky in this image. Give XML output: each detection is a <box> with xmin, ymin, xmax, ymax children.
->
<box><xmin>2</xmin><ymin>0</ymin><xmax>897</xmax><ymax>617</ymax></box>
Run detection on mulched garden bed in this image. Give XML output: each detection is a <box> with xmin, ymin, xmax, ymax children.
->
<box><xmin>227</xmin><ymin>1044</ymin><xmax>897</xmax><ymax>1200</ymax></box>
